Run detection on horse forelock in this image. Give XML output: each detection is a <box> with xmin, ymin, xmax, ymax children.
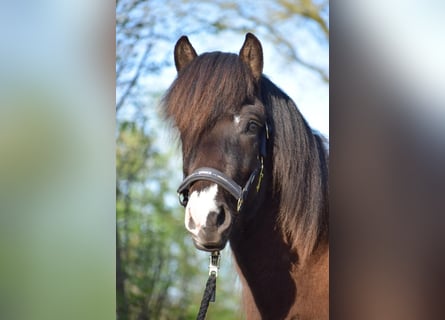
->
<box><xmin>162</xmin><ymin>52</ymin><xmax>256</xmax><ymax>156</ymax></box>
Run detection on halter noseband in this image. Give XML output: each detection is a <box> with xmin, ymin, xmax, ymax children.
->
<box><xmin>177</xmin><ymin>123</ymin><xmax>270</xmax><ymax>213</ymax></box>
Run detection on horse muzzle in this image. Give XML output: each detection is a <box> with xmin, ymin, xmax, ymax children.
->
<box><xmin>180</xmin><ymin>182</ymin><xmax>233</xmax><ymax>252</ymax></box>
<box><xmin>177</xmin><ymin>165</ymin><xmax>265</xmax><ymax>252</ymax></box>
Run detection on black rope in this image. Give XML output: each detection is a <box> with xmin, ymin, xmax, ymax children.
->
<box><xmin>196</xmin><ymin>272</ymin><xmax>217</xmax><ymax>320</ymax></box>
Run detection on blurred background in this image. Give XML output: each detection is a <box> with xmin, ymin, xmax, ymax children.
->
<box><xmin>116</xmin><ymin>0</ymin><xmax>328</xmax><ymax>319</ymax></box>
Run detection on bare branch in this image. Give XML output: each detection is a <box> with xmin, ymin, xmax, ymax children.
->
<box><xmin>116</xmin><ymin>42</ymin><xmax>153</xmax><ymax>111</ymax></box>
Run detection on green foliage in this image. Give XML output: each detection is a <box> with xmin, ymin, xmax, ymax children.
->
<box><xmin>116</xmin><ymin>120</ymin><xmax>197</xmax><ymax>319</ymax></box>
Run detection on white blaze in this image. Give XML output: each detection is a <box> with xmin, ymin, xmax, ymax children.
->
<box><xmin>234</xmin><ymin>115</ymin><xmax>241</xmax><ymax>125</ymax></box>
<box><xmin>185</xmin><ymin>184</ymin><xmax>219</xmax><ymax>235</ymax></box>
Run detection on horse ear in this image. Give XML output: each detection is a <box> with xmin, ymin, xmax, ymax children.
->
<box><xmin>239</xmin><ymin>33</ymin><xmax>263</xmax><ymax>81</ymax></box>
<box><xmin>174</xmin><ymin>36</ymin><xmax>198</xmax><ymax>73</ymax></box>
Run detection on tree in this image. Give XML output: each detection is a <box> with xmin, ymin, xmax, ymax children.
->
<box><xmin>116</xmin><ymin>0</ymin><xmax>329</xmax><ymax>112</ymax></box>
<box><xmin>116</xmin><ymin>121</ymin><xmax>205</xmax><ymax>319</ymax></box>
<box><xmin>196</xmin><ymin>0</ymin><xmax>329</xmax><ymax>81</ymax></box>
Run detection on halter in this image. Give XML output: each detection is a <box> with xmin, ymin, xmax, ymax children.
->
<box><xmin>177</xmin><ymin>123</ymin><xmax>270</xmax><ymax>213</ymax></box>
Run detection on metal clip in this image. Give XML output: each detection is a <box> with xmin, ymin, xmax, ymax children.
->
<box><xmin>209</xmin><ymin>251</ymin><xmax>221</xmax><ymax>277</ymax></box>
<box><xmin>256</xmin><ymin>157</ymin><xmax>264</xmax><ymax>192</ymax></box>
<box><xmin>237</xmin><ymin>198</ymin><xmax>243</xmax><ymax>212</ymax></box>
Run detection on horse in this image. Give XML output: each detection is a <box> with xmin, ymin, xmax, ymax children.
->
<box><xmin>162</xmin><ymin>33</ymin><xmax>329</xmax><ymax>320</ymax></box>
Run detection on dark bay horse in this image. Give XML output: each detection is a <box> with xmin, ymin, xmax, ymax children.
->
<box><xmin>163</xmin><ymin>33</ymin><xmax>328</xmax><ymax>319</ymax></box>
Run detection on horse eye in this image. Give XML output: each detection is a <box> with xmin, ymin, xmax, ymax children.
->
<box><xmin>246</xmin><ymin>121</ymin><xmax>260</xmax><ymax>133</ymax></box>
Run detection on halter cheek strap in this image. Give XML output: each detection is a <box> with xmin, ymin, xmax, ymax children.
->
<box><xmin>177</xmin><ymin>123</ymin><xmax>270</xmax><ymax>213</ymax></box>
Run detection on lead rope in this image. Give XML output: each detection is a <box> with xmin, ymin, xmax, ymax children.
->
<box><xmin>196</xmin><ymin>251</ymin><xmax>221</xmax><ymax>320</ymax></box>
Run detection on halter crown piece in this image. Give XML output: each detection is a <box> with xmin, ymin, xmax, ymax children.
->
<box><xmin>177</xmin><ymin>123</ymin><xmax>270</xmax><ymax>213</ymax></box>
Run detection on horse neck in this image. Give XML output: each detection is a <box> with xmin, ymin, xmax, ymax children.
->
<box><xmin>229</xmin><ymin>199</ymin><xmax>329</xmax><ymax>320</ymax></box>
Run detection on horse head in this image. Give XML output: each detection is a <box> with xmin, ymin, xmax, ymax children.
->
<box><xmin>167</xmin><ymin>34</ymin><xmax>271</xmax><ymax>251</ymax></box>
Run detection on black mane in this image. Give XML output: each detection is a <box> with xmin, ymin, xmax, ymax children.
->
<box><xmin>260</xmin><ymin>77</ymin><xmax>329</xmax><ymax>259</ymax></box>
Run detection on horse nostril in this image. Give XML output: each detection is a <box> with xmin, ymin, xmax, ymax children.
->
<box><xmin>206</xmin><ymin>207</ymin><xmax>226</xmax><ymax>228</ymax></box>
<box><xmin>216</xmin><ymin>207</ymin><xmax>225</xmax><ymax>227</ymax></box>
